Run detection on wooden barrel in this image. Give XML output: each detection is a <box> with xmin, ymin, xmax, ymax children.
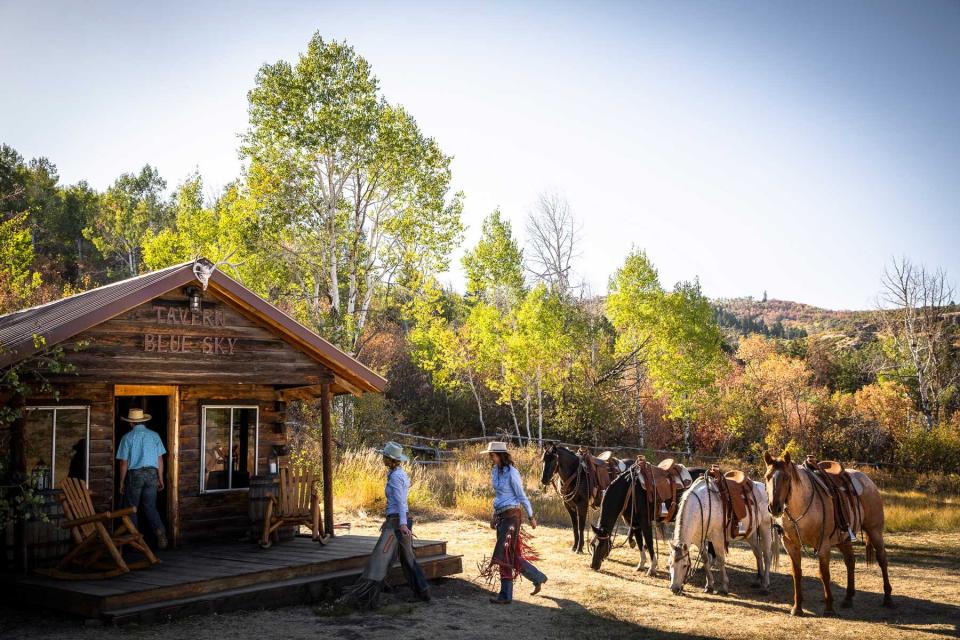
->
<box><xmin>23</xmin><ymin>490</ymin><xmax>72</xmax><ymax>568</ymax></box>
<box><xmin>248</xmin><ymin>474</ymin><xmax>297</xmax><ymax>542</ymax></box>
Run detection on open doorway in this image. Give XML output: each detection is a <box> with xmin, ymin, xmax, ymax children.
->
<box><xmin>115</xmin><ymin>395</ymin><xmax>169</xmax><ymax>545</ymax></box>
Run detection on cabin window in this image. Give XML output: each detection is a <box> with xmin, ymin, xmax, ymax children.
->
<box><xmin>22</xmin><ymin>406</ymin><xmax>91</xmax><ymax>488</ymax></box>
<box><xmin>201</xmin><ymin>405</ymin><xmax>259</xmax><ymax>492</ymax></box>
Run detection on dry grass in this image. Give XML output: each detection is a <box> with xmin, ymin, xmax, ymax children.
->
<box><xmin>883</xmin><ymin>490</ymin><xmax>960</xmax><ymax>532</ymax></box>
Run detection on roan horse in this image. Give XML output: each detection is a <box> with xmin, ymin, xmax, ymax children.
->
<box><xmin>667</xmin><ymin>475</ymin><xmax>778</xmax><ymax>595</ymax></box>
<box><xmin>541</xmin><ymin>444</ymin><xmax>629</xmax><ymax>553</ymax></box>
<box><xmin>764</xmin><ymin>451</ymin><xmax>893</xmax><ymax>616</ymax></box>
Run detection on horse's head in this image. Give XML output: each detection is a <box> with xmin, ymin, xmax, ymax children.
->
<box><xmin>540</xmin><ymin>443</ymin><xmax>559</xmax><ymax>487</ymax></box>
<box><xmin>763</xmin><ymin>450</ymin><xmax>794</xmax><ymax>517</ymax></box>
<box><xmin>668</xmin><ymin>543</ymin><xmax>690</xmax><ymax>595</ymax></box>
<box><xmin>589</xmin><ymin>523</ymin><xmax>612</xmax><ymax>570</ymax></box>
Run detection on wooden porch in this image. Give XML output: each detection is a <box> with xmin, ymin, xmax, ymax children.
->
<box><xmin>11</xmin><ymin>534</ymin><xmax>462</xmax><ymax>624</ymax></box>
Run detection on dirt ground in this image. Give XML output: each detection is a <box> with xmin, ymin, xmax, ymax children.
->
<box><xmin>1</xmin><ymin>513</ymin><xmax>958</xmax><ymax>640</ymax></box>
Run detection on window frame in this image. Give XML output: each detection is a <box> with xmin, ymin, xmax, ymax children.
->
<box><xmin>199</xmin><ymin>404</ymin><xmax>259</xmax><ymax>494</ymax></box>
<box><xmin>23</xmin><ymin>405</ymin><xmax>91</xmax><ymax>487</ymax></box>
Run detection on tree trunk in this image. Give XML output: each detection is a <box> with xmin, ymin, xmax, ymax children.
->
<box><xmin>683</xmin><ymin>416</ymin><xmax>692</xmax><ymax>457</ymax></box>
<box><xmin>536</xmin><ymin>371</ymin><xmax>543</xmax><ymax>446</ymax></box>
<box><xmin>508</xmin><ymin>398</ymin><xmax>522</xmax><ymax>443</ymax></box>
<box><xmin>467</xmin><ymin>375</ymin><xmax>486</xmax><ymax>437</ymax></box>
<box><xmin>524</xmin><ymin>392</ymin><xmax>532</xmax><ymax>444</ymax></box>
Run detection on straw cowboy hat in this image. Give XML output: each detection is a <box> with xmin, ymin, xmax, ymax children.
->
<box><xmin>483</xmin><ymin>441</ymin><xmax>509</xmax><ymax>454</ymax></box>
<box><xmin>120</xmin><ymin>408</ymin><xmax>151</xmax><ymax>423</ymax></box>
<box><xmin>378</xmin><ymin>441</ymin><xmax>409</xmax><ymax>463</ymax></box>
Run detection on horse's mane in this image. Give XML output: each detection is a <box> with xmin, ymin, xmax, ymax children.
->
<box><xmin>597</xmin><ymin>467</ymin><xmax>634</xmax><ymax>529</ymax></box>
<box><xmin>672</xmin><ymin>476</ymin><xmax>707</xmax><ymax>545</ymax></box>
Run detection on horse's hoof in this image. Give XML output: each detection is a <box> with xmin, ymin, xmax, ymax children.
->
<box><xmin>759</xmin><ymin>588</ymin><xmax>769</xmax><ymax>596</ymax></box>
<box><xmin>840</xmin><ymin>599</ymin><xmax>853</xmax><ymax>609</ymax></box>
<box><xmin>645</xmin><ymin>568</ymin><xmax>656</xmax><ymax>577</ymax></box>
<box><xmin>822</xmin><ymin>609</ymin><xmax>836</xmax><ymax>618</ymax></box>
<box><xmin>704</xmin><ymin>586</ymin><xmax>714</xmax><ymax>594</ymax></box>
<box><xmin>882</xmin><ymin>598</ymin><xmax>896</xmax><ymax>609</ymax></box>
<box><xmin>790</xmin><ymin>607</ymin><xmax>804</xmax><ymax>617</ymax></box>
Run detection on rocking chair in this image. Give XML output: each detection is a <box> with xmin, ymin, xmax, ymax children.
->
<box><xmin>260</xmin><ymin>457</ymin><xmax>328</xmax><ymax>548</ymax></box>
<box><xmin>43</xmin><ymin>477</ymin><xmax>159</xmax><ymax>579</ymax></box>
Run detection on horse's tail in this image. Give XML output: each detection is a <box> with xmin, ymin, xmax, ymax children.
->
<box><xmin>771</xmin><ymin>524</ymin><xmax>781</xmax><ymax>572</ymax></box>
<box><xmin>865</xmin><ymin>538</ymin><xmax>876</xmax><ymax>566</ymax></box>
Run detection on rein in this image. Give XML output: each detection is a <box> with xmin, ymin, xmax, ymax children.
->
<box><xmin>545</xmin><ymin>450</ymin><xmax>584</xmax><ymax>505</ymax></box>
<box><xmin>781</xmin><ymin>465</ymin><xmax>828</xmax><ymax>557</ymax></box>
<box><xmin>593</xmin><ymin>465</ymin><xmax>640</xmax><ymax>551</ymax></box>
<box><xmin>672</xmin><ymin>477</ymin><xmax>711</xmax><ymax>590</ymax></box>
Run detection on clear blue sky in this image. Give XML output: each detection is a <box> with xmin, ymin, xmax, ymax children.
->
<box><xmin>2</xmin><ymin>0</ymin><xmax>957</xmax><ymax>309</ymax></box>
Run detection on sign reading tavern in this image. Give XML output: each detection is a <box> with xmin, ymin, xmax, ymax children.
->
<box><xmin>144</xmin><ymin>304</ymin><xmax>239</xmax><ymax>355</ymax></box>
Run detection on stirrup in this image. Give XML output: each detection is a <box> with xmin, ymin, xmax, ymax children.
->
<box><xmin>737</xmin><ymin>521</ymin><xmax>746</xmax><ymax>535</ymax></box>
<box><xmin>847</xmin><ymin>527</ymin><xmax>857</xmax><ymax>542</ymax></box>
<box><xmin>659</xmin><ymin>502</ymin><xmax>669</xmax><ymax>517</ymax></box>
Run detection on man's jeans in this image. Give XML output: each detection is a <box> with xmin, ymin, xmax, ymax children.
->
<box><xmin>125</xmin><ymin>467</ymin><xmax>164</xmax><ymax>535</ymax></box>
<box><xmin>386</xmin><ymin>515</ymin><xmax>430</xmax><ymax>595</ymax></box>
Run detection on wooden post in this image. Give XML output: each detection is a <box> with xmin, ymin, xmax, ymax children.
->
<box><xmin>320</xmin><ymin>383</ymin><xmax>335</xmax><ymax>537</ymax></box>
<box><xmin>9</xmin><ymin>394</ymin><xmax>28</xmax><ymax>572</ymax></box>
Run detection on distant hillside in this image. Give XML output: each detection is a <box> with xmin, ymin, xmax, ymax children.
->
<box><xmin>712</xmin><ymin>297</ymin><xmax>880</xmax><ymax>344</ymax></box>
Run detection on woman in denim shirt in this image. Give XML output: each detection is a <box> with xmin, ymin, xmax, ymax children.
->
<box><xmin>485</xmin><ymin>441</ymin><xmax>547</xmax><ymax>604</ymax></box>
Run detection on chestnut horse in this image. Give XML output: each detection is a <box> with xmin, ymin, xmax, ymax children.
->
<box><xmin>763</xmin><ymin>451</ymin><xmax>893</xmax><ymax>616</ymax></box>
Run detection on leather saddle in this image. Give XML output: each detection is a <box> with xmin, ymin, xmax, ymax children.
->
<box><xmin>580</xmin><ymin>449</ymin><xmax>621</xmax><ymax>508</ymax></box>
<box><xmin>804</xmin><ymin>455</ymin><xmax>859</xmax><ymax>540</ymax></box>
<box><xmin>708</xmin><ymin>465</ymin><xmax>755</xmax><ymax>543</ymax></box>
<box><xmin>635</xmin><ymin>456</ymin><xmax>693</xmax><ymax>523</ymax></box>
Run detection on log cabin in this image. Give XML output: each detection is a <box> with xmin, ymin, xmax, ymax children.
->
<box><xmin>0</xmin><ymin>258</ymin><xmax>386</xmax><ymax>548</ymax></box>
<box><xmin>0</xmin><ymin>259</ymin><xmax>461</xmax><ymax>620</ymax></box>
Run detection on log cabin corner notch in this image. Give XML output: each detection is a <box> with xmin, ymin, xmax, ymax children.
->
<box><xmin>0</xmin><ymin>258</ymin><xmax>386</xmax><ymax>551</ymax></box>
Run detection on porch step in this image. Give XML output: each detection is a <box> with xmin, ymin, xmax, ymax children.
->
<box><xmin>101</xmin><ymin>553</ymin><xmax>463</xmax><ymax>624</ymax></box>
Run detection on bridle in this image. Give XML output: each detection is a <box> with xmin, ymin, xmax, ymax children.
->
<box><xmin>590</xmin><ymin>465</ymin><xmax>639</xmax><ymax>556</ymax></box>
<box><xmin>543</xmin><ymin>446</ymin><xmax>583</xmax><ymax>504</ymax></box>
<box><xmin>670</xmin><ymin>476</ymin><xmax>710</xmax><ymax>592</ymax></box>
<box><xmin>770</xmin><ymin>464</ymin><xmax>826</xmax><ymax>557</ymax></box>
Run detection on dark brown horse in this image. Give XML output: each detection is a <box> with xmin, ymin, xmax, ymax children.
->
<box><xmin>540</xmin><ymin>443</ymin><xmax>630</xmax><ymax>553</ymax></box>
<box><xmin>764</xmin><ymin>451</ymin><xmax>892</xmax><ymax>616</ymax></box>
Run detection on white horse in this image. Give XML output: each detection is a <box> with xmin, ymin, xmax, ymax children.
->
<box><xmin>668</xmin><ymin>475</ymin><xmax>779</xmax><ymax>595</ymax></box>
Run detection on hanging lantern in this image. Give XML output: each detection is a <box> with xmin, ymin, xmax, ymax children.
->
<box><xmin>269</xmin><ymin>446</ymin><xmax>280</xmax><ymax>475</ymax></box>
<box><xmin>32</xmin><ymin>461</ymin><xmax>50</xmax><ymax>491</ymax></box>
<box><xmin>185</xmin><ymin>286</ymin><xmax>202</xmax><ymax>313</ymax></box>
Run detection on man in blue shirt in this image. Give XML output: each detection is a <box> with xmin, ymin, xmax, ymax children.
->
<box><xmin>116</xmin><ymin>408</ymin><xmax>168</xmax><ymax>549</ymax></box>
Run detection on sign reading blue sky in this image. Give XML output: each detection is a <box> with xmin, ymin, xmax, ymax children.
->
<box><xmin>2</xmin><ymin>1</ymin><xmax>957</xmax><ymax>309</ymax></box>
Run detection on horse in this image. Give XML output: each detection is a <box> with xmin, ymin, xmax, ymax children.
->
<box><xmin>541</xmin><ymin>443</ymin><xmax>629</xmax><ymax>553</ymax></box>
<box><xmin>667</xmin><ymin>475</ymin><xmax>778</xmax><ymax>596</ymax></box>
<box><xmin>588</xmin><ymin>466</ymin><xmax>657</xmax><ymax>574</ymax></box>
<box><xmin>763</xmin><ymin>450</ymin><xmax>893</xmax><ymax>616</ymax></box>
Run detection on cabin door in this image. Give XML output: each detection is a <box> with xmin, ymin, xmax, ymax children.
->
<box><xmin>114</xmin><ymin>385</ymin><xmax>180</xmax><ymax>547</ymax></box>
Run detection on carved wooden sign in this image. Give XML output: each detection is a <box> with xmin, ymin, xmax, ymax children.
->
<box><xmin>144</xmin><ymin>304</ymin><xmax>239</xmax><ymax>355</ymax></box>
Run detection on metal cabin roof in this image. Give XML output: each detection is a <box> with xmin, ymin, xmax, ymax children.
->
<box><xmin>0</xmin><ymin>260</ymin><xmax>387</xmax><ymax>394</ymax></box>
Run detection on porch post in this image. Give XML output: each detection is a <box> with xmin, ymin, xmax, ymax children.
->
<box><xmin>320</xmin><ymin>382</ymin><xmax>335</xmax><ymax>537</ymax></box>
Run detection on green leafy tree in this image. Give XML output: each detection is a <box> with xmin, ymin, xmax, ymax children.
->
<box><xmin>607</xmin><ymin>250</ymin><xmax>725</xmax><ymax>451</ymax></box>
<box><xmin>243</xmin><ymin>34</ymin><xmax>463</xmax><ymax>353</ymax></box>
<box><xmin>84</xmin><ymin>165</ymin><xmax>169</xmax><ymax>277</ymax></box>
<box><xmin>0</xmin><ymin>213</ymin><xmax>41</xmax><ymax>313</ymax></box>
<box><xmin>462</xmin><ymin>209</ymin><xmax>525</xmax><ymax>304</ymax></box>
